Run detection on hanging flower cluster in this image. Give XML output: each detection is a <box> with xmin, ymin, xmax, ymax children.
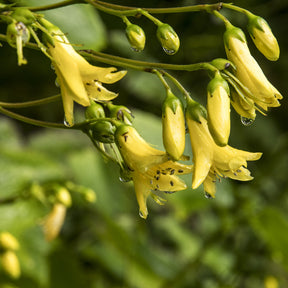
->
<box><xmin>0</xmin><ymin>3</ymin><xmax>283</xmax><ymax>220</ymax></box>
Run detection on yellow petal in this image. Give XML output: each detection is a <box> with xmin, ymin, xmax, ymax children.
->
<box><xmin>203</xmin><ymin>172</ymin><xmax>217</xmax><ymax>198</ymax></box>
<box><xmin>85</xmin><ymin>81</ymin><xmax>119</xmax><ymax>101</ymax></box>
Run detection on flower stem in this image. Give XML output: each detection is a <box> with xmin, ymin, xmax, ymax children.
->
<box><xmin>0</xmin><ymin>106</ymin><xmax>68</xmax><ymax>129</ymax></box>
<box><xmin>27</xmin><ymin>0</ymin><xmax>81</xmax><ymax>12</ymax></box>
<box><xmin>0</xmin><ymin>95</ymin><xmax>61</xmax><ymax>109</ymax></box>
<box><xmin>222</xmin><ymin>3</ymin><xmax>253</xmax><ymax>17</ymax></box>
<box><xmin>81</xmin><ymin>50</ymin><xmax>218</xmax><ymax>73</ymax></box>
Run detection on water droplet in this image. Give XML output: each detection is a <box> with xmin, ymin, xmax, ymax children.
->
<box><xmin>131</xmin><ymin>47</ymin><xmax>141</xmax><ymax>52</ymax></box>
<box><xmin>64</xmin><ymin>117</ymin><xmax>73</xmax><ymax>127</ymax></box>
<box><xmin>241</xmin><ymin>116</ymin><xmax>254</xmax><ymax>126</ymax></box>
<box><xmin>204</xmin><ymin>192</ymin><xmax>213</xmax><ymax>199</ymax></box>
<box><xmin>51</xmin><ymin>63</ymin><xmax>55</xmax><ymax>70</ymax></box>
<box><xmin>55</xmin><ymin>78</ymin><xmax>60</xmax><ymax>87</ymax></box>
<box><xmin>119</xmin><ymin>176</ymin><xmax>130</xmax><ymax>183</ymax></box>
<box><xmin>164</xmin><ymin>191</ymin><xmax>175</xmax><ymax>194</ymax></box>
<box><xmin>163</xmin><ymin>47</ymin><xmax>175</xmax><ymax>55</ymax></box>
<box><xmin>139</xmin><ymin>210</ymin><xmax>147</xmax><ymax>219</ymax></box>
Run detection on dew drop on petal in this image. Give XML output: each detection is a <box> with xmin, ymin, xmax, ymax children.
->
<box><xmin>55</xmin><ymin>78</ymin><xmax>60</xmax><ymax>88</ymax></box>
<box><xmin>204</xmin><ymin>192</ymin><xmax>213</xmax><ymax>199</ymax></box>
<box><xmin>139</xmin><ymin>210</ymin><xmax>146</xmax><ymax>219</ymax></box>
<box><xmin>51</xmin><ymin>63</ymin><xmax>55</xmax><ymax>70</ymax></box>
<box><xmin>241</xmin><ymin>116</ymin><xmax>254</xmax><ymax>126</ymax></box>
<box><xmin>119</xmin><ymin>176</ymin><xmax>130</xmax><ymax>183</ymax></box>
<box><xmin>163</xmin><ymin>47</ymin><xmax>175</xmax><ymax>55</ymax></box>
<box><xmin>64</xmin><ymin>117</ymin><xmax>73</xmax><ymax>127</ymax></box>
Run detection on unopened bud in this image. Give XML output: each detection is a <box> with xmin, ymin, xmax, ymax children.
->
<box><xmin>11</xmin><ymin>7</ymin><xmax>35</xmax><ymax>25</ymax></box>
<box><xmin>210</xmin><ymin>58</ymin><xmax>236</xmax><ymax>71</ymax></box>
<box><xmin>0</xmin><ymin>232</ymin><xmax>19</xmax><ymax>251</ymax></box>
<box><xmin>0</xmin><ymin>251</ymin><xmax>21</xmax><ymax>279</ymax></box>
<box><xmin>107</xmin><ymin>102</ymin><xmax>133</xmax><ymax>125</ymax></box>
<box><xmin>91</xmin><ymin>120</ymin><xmax>116</xmax><ymax>143</ymax></box>
<box><xmin>207</xmin><ymin>73</ymin><xmax>230</xmax><ymax>146</ymax></box>
<box><xmin>85</xmin><ymin>101</ymin><xmax>105</xmax><ymax>119</ymax></box>
<box><xmin>6</xmin><ymin>21</ymin><xmax>30</xmax><ymax>48</ymax></box>
<box><xmin>55</xmin><ymin>187</ymin><xmax>72</xmax><ymax>207</ymax></box>
<box><xmin>162</xmin><ymin>90</ymin><xmax>185</xmax><ymax>160</ymax></box>
<box><xmin>126</xmin><ymin>24</ymin><xmax>146</xmax><ymax>52</ymax></box>
<box><xmin>247</xmin><ymin>14</ymin><xmax>279</xmax><ymax>61</ymax></box>
<box><xmin>185</xmin><ymin>100</ymin><xmax>207</xmax><ymax>123</ymax></box>
<box><xmin>156</xmin><ymin>23</ymin><xmax>180</xmax><ymax>55</ymax></box>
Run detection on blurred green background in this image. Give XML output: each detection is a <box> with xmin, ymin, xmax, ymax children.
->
<box><xmin>0</xmin><ymin>0</ymin><xmax>288</xmax><ymax>287</ymax></box>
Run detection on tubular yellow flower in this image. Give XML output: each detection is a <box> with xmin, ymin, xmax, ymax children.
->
<box><xmin>247</xmin><ymin>14</ymin><xmax>280</xmax><ymax>61</ymax></box>
<box><xmin>162</xmin><ymin>90</ymin><xmax>185</xmax><ymax>160</ymax></box>
<box><xmin>224</xmin><ymin>24</ymin><xmax>282</xmax><ymax>112</ymax></box>
<box><xmin>115</xmin><ymin>125</ymin><xmax>192</xmax><ymax>218</ymax></box>
<box><xmin>43</xmin><ymin>203</ymin><xmax>67</xmax><ymax>241</ymax></box>
<box><xmin>186</xmin><ymin>102</ymin><xmax>262</xmax><ymax>198</ymax></box>
<box><xmin>42</xmin><ymin>20</ymin><xmax>126</xmax><ymax>126</ymax></box>
<box><xmin>207</xmin><ymin>73</ymin><xmax>231</xmax><ymax>146</ymax></box>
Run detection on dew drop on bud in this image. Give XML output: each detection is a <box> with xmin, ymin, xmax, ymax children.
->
<box><xmin>119</xmin><ymin>176</ymin><xmax>130</xmax><ymax>183</ymax></box>
<box><xmin>240</xmin><ymin>116</ymin><xmax>254</xmax><ymax>126</ymax></box>
<box><xmin>163</xmin><ymin>47</ymin><xmax>175</xmax><ymax>55</ymax></box>
<box><xmin>204</xmin><ymin>192</ymin><xmax>213</xmax><ymax>199</ymax></box>
<box><xmin>51</xmin><ymin>63</ymin><xmax>55</xmax><ymax>70</ymax></box>
<box><xmin>131</xmin><ymin>47</ymin><xmax>141</xmax><ymax>52</ymax></box>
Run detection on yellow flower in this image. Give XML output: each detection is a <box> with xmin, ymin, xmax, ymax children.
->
<box><xmin>224</xmin><ymin>24</ymin><xmax>282</xmax><ymax>112</ymax></box>
<box><xmin>43</xmin><ymin>20</ymin><xmax>127</xmax><ymax>126</ymax></box>
<box><xmin>207</xmin><ymin>73</ymin><xmax>230</xmax><ymax>146</ymax></box>
<box><xmin>0</xmin><ymin>250</ymin><xmax>21</xmax><ymax>279</ymax></box>
<box><xmin>162</xmin><ymin>90</ymin><xmax>186</xmax><ymax>160</ymax></box>
<box><xmin>115</xmin><ymin>125</ymin><xmax>192</xmax><ymax>218</ymax></box>
<box><xmin>186</xmin><ymin>102</ymin><xmax>262</xmax><ymax>197</ymax></box>
<box><xmin>247</xmin><ymin>14</ymin><xmax>280</xmax><ymax>61</ymax></box>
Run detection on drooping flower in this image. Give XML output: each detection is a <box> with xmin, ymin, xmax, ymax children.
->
<box><xmin>207</xmin><ymin>72</ymin><xmax>231</xmax><ymax>146</ymax></box>
<box><xmin>186</xmin><ymin>101</ymin><xmax>262</xmax><ymax>197</ymax></box>
<box><xmin>162</xmin><ymin>89</ymin><xmax>186</xmax><ymax>160</ymax></box>
<box><xmin>115</xmin><ymin>125</ymin><xmax>192</xmax><ymax>218</ymax></box>
<box><xmin>247</xmin><ymin>13</ymin><xmax>280</xmax><ymax>61</ymax></box>
<box><xmin>224</xmin><ymin>24</ymin><xmax>282</xmax><ymax>112</ymax></box>
<box><xmin>42</xmin><ymin>19</ymin><xmax>127</xmax><ymax>126</ymax></box>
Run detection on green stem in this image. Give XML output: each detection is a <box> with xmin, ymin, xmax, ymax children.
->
<box><xmin>0</xmin><ymin>95</ymin><xmax>60</xmax><ymax>109</ymax></box>
<box><xmin>222</xmin><ymin>3</ymin><xmax>253</xmax><ymax>16</ymax></box>
<box><xmin>153</xmin><ymin>69</ymin><xmax>170</xmax><ymax>91</ymax></box>
<box><xmin>81</xmin><ymin>50</ymin><xmax>218</xmax><ymax>73</ymax></box>
<box><xmin>27</xmin><ymin>0</ymin><xmax>81</xmax><ymax>12</ymax></box>
<box><xmin>0</xmin><ymin>106</ymin><xmax>69</xmax><ymax>129</ymax></box>
<box><xmin>213</xmin><ymin>10</ymin><xmax>231</xmax><ymax>27</ymax></box>
<box><xmin>87</xmin><ymin>0</ymin><xmax>222</xmax><ymax>14</ymax></box>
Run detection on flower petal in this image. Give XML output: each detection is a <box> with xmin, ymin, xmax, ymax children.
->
<box><xmin>85</xmin><ymin>81</ymin><xmax>119</xmax><ymax>101</ymax></box>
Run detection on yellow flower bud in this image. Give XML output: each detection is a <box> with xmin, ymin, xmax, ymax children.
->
<box><xmin>156</xmin><ymin>23</ymin><xmax>180</xmax><ymax>55</ymax></box>
<box><xmin>207</xmin><ymin>73</ymin><xmax>230</xmax><ymax>146</ymax></box>
<box><xmin>0</xmin><ymin>232</ymin><xmax>19</xmax><ymax>251</ymax></box>
<box><xmin>0</xmin><ymin>251</ymin><xmax>21</xmax><ymax>279</ymax></box>
<box><xmin>56</xmin><ymin>187</ymin><xmax>72</xmax><ymax>207</ymax></box>
<box><xmin>162</xmin><ymin>90</ymin><xmax>185</xmax><ymax>160</ymax></box>
<box><xmin>126</xmin><ymin>24</ymin><xmax>146</xmax><ymax>52</ymax></box>
<box><xmin>247</xmin><ymin>14</ymin><xmax>279</xmax><ymax>61</ymax></box>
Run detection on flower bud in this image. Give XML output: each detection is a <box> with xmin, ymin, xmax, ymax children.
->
<box><xmin>0</xmin><ymin>251</ymin><xmax>21</xmax><ymax>279</ymax></box>
<box><xmin>185</xmin><ymin>100</ymin><xmax>207</xmax><ymax>124</ymax></box>
<box><xmin>0</xmin><ymin>232</ymin><xmax>19</xmax><ymax>251</ymax></box>
<box><xmin>207</xmin><ymin>73</ymin><xmax>231</xmax><ymax>146</ymax></box>
<box><xmin>156</xmin><ymin>23</ymin><xmax>180</xmax><ymax>55</ymax></box>
<box><xmin>247</xmin><ymin>14</ymin><xmax>279</xmax><ymax>61</ymax></box>
<box><xmin>162</xmin><ymin>90</ymin><xmax>185</xmax><ymax>160</ymax></box>
<box><xmin>210</xmin><ymin>58</ymin><xmax>236</xmax><ymax>71</ymax></box>
<box><xmin>91</xmin><ymin>120</ymin><xmax>116</xmax><ymax>143</ymax></box>
<box><xmin>6</xmin><ymin>21</ymin><xmax>30</xmax><ymax>48</ymax></box>
<box><xmin>11</xmin><ymin>7</ymin><xmax>35</xmax><ymax>25</ymax></box>
<box><xmin>55</xmin><ymin>187</ymin><xmax>72</xmax><ymax>207</ymax></box>
<box><xmin>85</xmin><ymin>101</ymin><xmax>105</xmax><ymax>119</ymax></box>
<box><xmin>126</xmin><ymin>24</ymin><xmax>146</xmax><ymax>52</ymax></box>
<box><xmin>107</xmin><ymin>102</ymin><xmax>133</xmax><ymax>125</ymax></box>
